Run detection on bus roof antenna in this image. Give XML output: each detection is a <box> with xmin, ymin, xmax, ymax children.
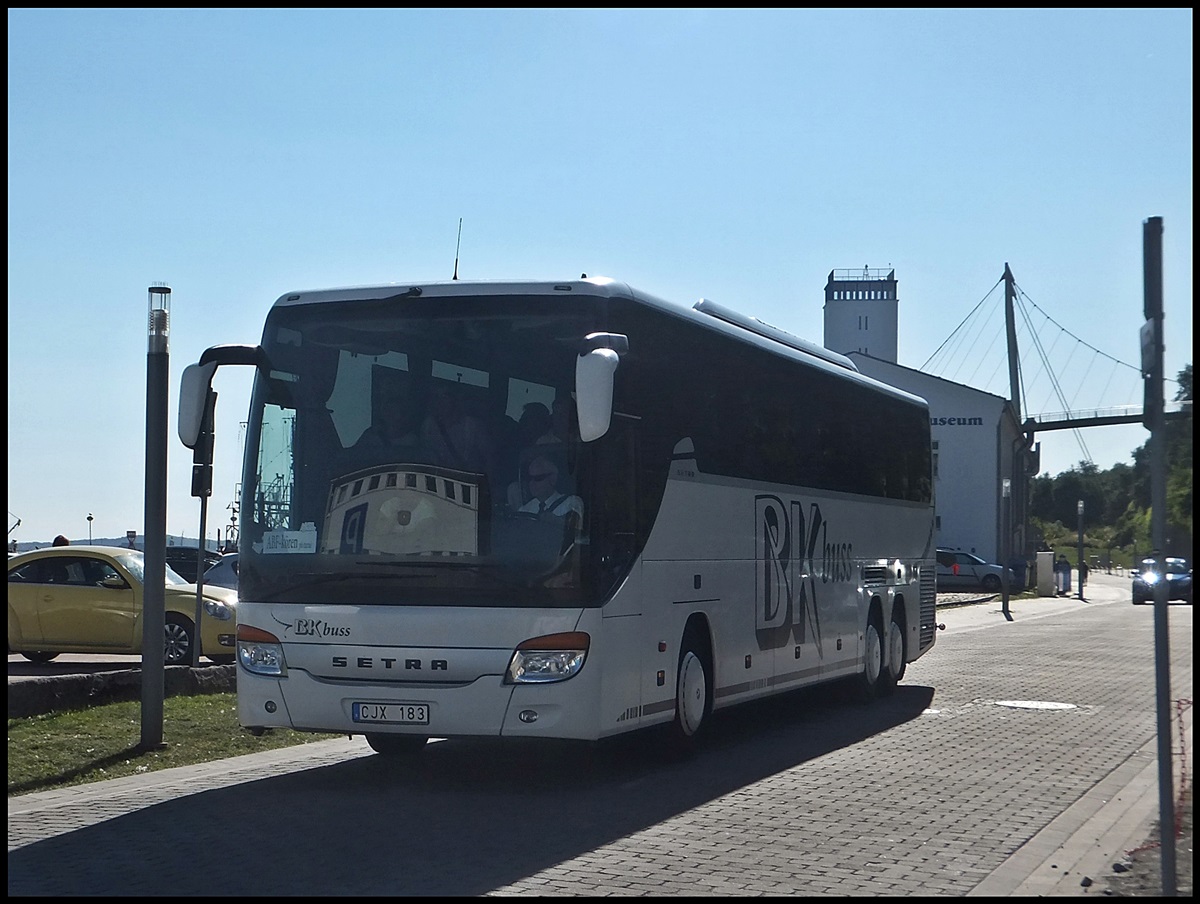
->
<box><xmin>452</xmin><ymin>218</ymin><xmax>463</xmax><ymax>281</ymax></box>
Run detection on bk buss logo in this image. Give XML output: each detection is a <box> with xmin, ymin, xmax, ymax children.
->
<box><xmin>754</xmin><ymin>495</ymin><xmax>853</xmax><ymax>651</ymax></box>
<box><xmin>272</xmin><ymin>614</ymin><xmax>351</xmax><ymax>638</ymax></box>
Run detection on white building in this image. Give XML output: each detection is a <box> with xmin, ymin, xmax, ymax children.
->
<box><xmin>823</xmin><ymin>268</ymin><xmax>1036</xmax><ymax>566</ymax></box>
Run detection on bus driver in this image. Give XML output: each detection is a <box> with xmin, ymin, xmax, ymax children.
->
<box><xmin>517</xmin><ymin>454</ymin><xmax>583</xmax><ymax>526</ymax></box>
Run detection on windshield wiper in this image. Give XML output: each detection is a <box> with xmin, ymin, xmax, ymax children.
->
<box><xmin>258</xmin><ymin>571</ymin><xmax>424</xmax><ymax>601</ymax></box>
<box><xmin>354</xmin><ymin>559</ymin><xmax>494</xmax><ymax>570</ymax></box>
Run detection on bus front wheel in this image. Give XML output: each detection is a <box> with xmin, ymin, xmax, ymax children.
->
<box><xmin>668</xmin><ymin>630</ymin><xmax>712</xmax><ymax>756</ymax></box>
<box><xmin>365</xmin><ymin>734</ymin><xmax>428</xmax><ymax>755</ymax></box>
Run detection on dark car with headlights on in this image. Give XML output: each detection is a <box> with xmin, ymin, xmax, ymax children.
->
<box><xmin>1132</xmin><ymin>557</ymin><xmax>1192</xmax><ymax>604</ymax></box>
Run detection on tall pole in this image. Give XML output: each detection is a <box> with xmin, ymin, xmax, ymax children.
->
<box><xmin>140</xmin><ymin>283</ymin><xmax>170</xmax><ymax>750</ymax></box>
<box><xmin>1002</xmin><ymin>263</ymin><xmax>1022</xmax><ymax>425</ymax></box>
<box><xmin>191</xmin><ymin>498</ymin><xmax>208</xmax><ymax>667</ymax></box>
<box><xmin>191</xmin><ymin>389</ymin><xmax>216</xmax><ymax>668</ymax></box>
<box><xmin>1142</xmin><ymin>216</ymin><xmax>1175</xmax><ymax>895</ymax></box>
<box><xmin>1076</xmin><ymin>500</ymin><xmax>1084</xmax><ymax>600</ymax></box>
<box><xmin>1000</xmin><ymin>479</ymin><xmax>1012</xmax><ymax>620</ymax></box>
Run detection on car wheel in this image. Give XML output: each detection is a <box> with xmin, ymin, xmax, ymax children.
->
<box><xmin>855</xmin><ymin>610</ymin><xmax>886</xmax><ymax>703</ymax></box>
<box><xmin>668</xmin><ymin>625</ymin><xmax>713</xmax><ymax>756</ymax></box>
<box><xmin>163</xmin><ymin>613</ymin><xmax>194</xmax><ymax>666</ymax></box>
<box><xmin>21</xmin><ymin>651</ymin><xmax>59</xmax><ymax>664</ymax></box>
<box><xmin>365</xmin><ymin>734</ymin><xmax>428</xmax><ymax>755</ymax></box>
<box><xmin>981</xmin><ymin>574</ymin><xmax>1002</xmax><ymax>593</ymax></box>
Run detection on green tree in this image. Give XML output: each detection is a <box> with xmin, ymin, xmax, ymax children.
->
<box><xmin>1030</xmin><ymin>363</ymin><xmax>1192</xmax><ymax>561</ymax></box>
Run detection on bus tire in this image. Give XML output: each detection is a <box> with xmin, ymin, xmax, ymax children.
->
<box><xmin>885</xmin><ymin>606</ymin><xmax>906</xmax><ymax>689</ymax></box>
<box><xmin>365</xmin><ymin>734</ymin><xmax>428</xmax><ymax>755</ymax></box>
<box><xmin>855</xmin><ymin>610</ymin><xmax>886</xmax><ymax>703</ymax></box>
<box><xmin>668</xmin><ymin>628</ymin><xmax>712</xmax><ymax>755</ymax></box>
<box><xmin>21</xmin><ymin>651</ymin><xmax>59</xmax><ymax>664</ymax></box>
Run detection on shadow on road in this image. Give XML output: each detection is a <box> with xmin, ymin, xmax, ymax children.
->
<box><xmin>9</xmin><ymin>682</ymin><xmax>935</xmax><ymax>895</ymax></box>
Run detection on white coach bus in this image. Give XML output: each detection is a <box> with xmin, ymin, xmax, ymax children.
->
<box><xmin>179</xmin><ymin>277</ymin><xmax>937</xmax><ymax>755</ymax></box>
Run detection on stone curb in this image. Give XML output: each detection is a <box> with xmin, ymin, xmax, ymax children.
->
<box><xmin>7</xmin><ymin>665</ymin><xmax>236</xmax><ymax>719</ymax></box>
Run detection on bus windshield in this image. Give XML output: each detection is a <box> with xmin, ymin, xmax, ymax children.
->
<box><xmin>237</xmin><ymin>294</ymin><xmax>638</xmax><ymax>608</ymax></box>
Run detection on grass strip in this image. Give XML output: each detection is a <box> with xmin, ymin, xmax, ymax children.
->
<box><xmin>8</xmin><ymin>693</ymin><xmax>334</xmax><ymax>797</ymax></box>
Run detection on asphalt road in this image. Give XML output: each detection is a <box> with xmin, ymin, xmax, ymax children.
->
<box><xmin>8</xmin><ymin>572</ymin><xmax>1194</xmax><ymax>896</ymax></box>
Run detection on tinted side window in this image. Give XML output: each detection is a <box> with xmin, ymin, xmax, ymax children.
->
<box><xmin>8</xmin><ymin>562</ymin><xmax>37</xmax><ymax>583</ymax></box>
<box><xmin>616</xmin><ymin>304</ymin><xmax>931</xmax><ymax>502</ymax></box>
<box><xmin>55</xmin><ymin>558</ymin><xmax>90</xmax><ymax>585</ymax></box>
<box><xmin>82</xmin><ymin>558</ymin><xmax>122</xmax><ymax>585</ymax></box>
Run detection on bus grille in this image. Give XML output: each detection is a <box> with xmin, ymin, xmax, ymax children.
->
<box><xmin>919</xmin><ymin>566</ymin><xmax>937</xmax><ymax>648</ymax></box>
<box><xmin>863</xmin><ymin>566</ymin><xmax>888</xmax><ymax>585</ymax></box>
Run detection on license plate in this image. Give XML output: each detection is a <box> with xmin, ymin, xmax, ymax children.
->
<box><xmin>352</xmin><ymin>702</ymin><xmax>429</xmax><ymax>725</ymax></box>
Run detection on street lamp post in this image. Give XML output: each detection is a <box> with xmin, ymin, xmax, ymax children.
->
<box><xmin>1076</xmin><ymin>499</ymin><xmax>1085</xmax><ymax>600</ymax></box>
<box><xmin>141</xmin><ymin>283</ymin><xmax>170</xmax><ymax>751</ymax></box>
<box><xmin>87</xmin><ymin>513</ymin><xmax>93</xmax><ymax>543</ymax></box>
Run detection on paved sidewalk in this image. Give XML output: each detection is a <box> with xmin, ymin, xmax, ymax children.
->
<box><xmin>8</xmin><ymin>573</ymin><xmax>1192</xmax><ymax>896</ymax></box>
<box><xmin>922</xmin><ymin>581</ymin><xmax>1193</xmax><ymax>896</ymax></box>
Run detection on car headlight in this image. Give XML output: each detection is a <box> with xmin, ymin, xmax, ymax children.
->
<box><xmin>505</xmin><ymin>632</ymin><xmax>589</xmax><ymax>684</ymax></box>
<box><xmin>203</xmin><ymin>598</ymin><xmax>234</xmax><ymax>620</ymax></box>
<box><xmin>1142</xmin><ymin>572</ymin><xmax>1160</xmax><ymax>585</ymax></box>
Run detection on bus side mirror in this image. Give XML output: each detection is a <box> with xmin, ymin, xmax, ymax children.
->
<box><xmin>575</xmin><ymin>333</ymin><xmax>627</xmax><ymax>442</ymax></box>
<box><xmin>179</xmin><ymin>344</ymin><xmax>269</xmax><ymax>448</ymax></box>
<box><xmin>179</xmin><ymin>362</ymin><xmax>218</xmax><ymax>449</ymax></box>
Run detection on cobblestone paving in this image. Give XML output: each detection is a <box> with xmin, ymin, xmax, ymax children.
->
<box><xmin>8</xmin><ymin>576</ymin><xmax>1192</xmax><ymax>896</ymax></box>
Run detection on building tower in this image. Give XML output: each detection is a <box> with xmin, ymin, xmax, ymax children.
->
<box><xmin>823</xmin><ymin>267</ymin><xmax>899</xmax><ymax>363</ymax></box>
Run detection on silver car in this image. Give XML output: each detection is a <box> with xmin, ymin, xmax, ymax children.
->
<box><xmin>201</xmin><ymin>553</ymin><xmax>239</xmax><ymax>592</ymax></box>
<box><xmin>935</xmin><ymin>548</ymin><xmax>1014</xmax><ymax>593</ymax></box>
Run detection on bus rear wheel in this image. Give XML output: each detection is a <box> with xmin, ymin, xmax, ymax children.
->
<box><xmin>886</xmin><ymin>609</ymin><xmax>906</xmax><ymax>686</ymax></box>
<box><xmin>856</xmin><ymin>612</ymin><xmax>886</xmax><ymax>702</ymax></box>
<box><xmin>365</xmin><ymin>734</ymin><xmax>428</xmax><ymax>755</ymax></box>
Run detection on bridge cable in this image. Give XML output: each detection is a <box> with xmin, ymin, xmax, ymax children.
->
<box><xmin>920</xmin><ymin>275</ymin><xmax>1004</xmax><ymax>372</ymax></box>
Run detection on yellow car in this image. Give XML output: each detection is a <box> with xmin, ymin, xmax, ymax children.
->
<box><xmin>7</xmin><ymin>545</ymin><xmax>237</xmax><ymax>666</ymax></box>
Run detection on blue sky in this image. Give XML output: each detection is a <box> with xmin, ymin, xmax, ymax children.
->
<box><xmin>8</xmin><ymin>8</ymin><xmax>1193</xmax><ymax>546</ymax></box>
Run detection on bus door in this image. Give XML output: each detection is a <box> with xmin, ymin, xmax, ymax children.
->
<box><xmin>591</xmin><ymin>411</ymin><xmax>649</xmax><ymax>728</ymax></box>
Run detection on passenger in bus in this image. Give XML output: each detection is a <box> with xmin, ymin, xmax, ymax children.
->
<box><xmin>518</xmin><ymin>402</ymin><xmax>554</xmax><ymax>446</ymax></box>
<box><xmin>505</xmin><ymin>402</ymin><xmax>554</xmax><ymax>508</ymax></box>
<box><xmin>547</xmin><ymin>390</ymin><xmax>577</xmax><ymax>444</ymax></box>
<box><xmin>419</xmin><ymin>380</ymin><xmax>494</xmax><ymax>476</ymax></box>
<box><xmin>355</xmin><ymin>374</ymin><xmax>422</xmax><ymax>458</ymax></box>
<box><xmin>516</xmin><ymin>454</ymin><xmax>583</xmax><ymax>529</ymax></box>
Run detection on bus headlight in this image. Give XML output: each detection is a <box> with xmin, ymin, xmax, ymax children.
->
<box><xmin>237</xmin><ymin>624</ymin><xmax>288</xmax><ymax>677</ymax></box>
<box><xmin>505</xmin><ymin>631</ymin><xmax>589</xmax><ymax>684</ymax></box>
